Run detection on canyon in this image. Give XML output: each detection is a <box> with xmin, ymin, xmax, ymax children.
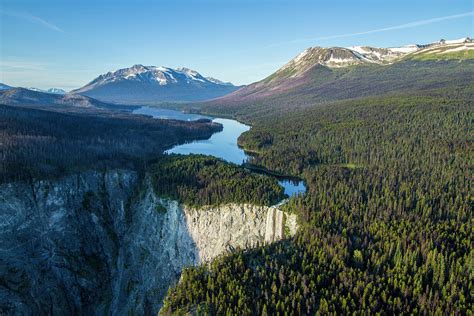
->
<box><xmin>0</xmin><ymin>169</ymin><xmax>296</xmax><ymax>314</ymax></box>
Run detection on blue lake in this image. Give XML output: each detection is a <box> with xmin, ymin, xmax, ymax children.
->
<box><xmin>132</xmin><ymin>107</ymin><xmax>211</xmax><ymax>121</ymax></box>
<box><xmin>133</xmin><ymin>106</ymin><xmax>306</xmax><ymax>197</ymax></box>
<box><xmin>167</xmin><ymin>118</ymin><xmax>250</xmax><ymax>165</ymax></box>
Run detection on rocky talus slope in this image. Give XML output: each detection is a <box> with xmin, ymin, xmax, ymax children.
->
<box><xmin>0</xmin><ymin>170</ymin><xmax>296</xmax><ymax>314</ymax></box>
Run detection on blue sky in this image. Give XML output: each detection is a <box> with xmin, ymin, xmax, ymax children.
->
<box><xmin>1</xmin><ymin>0</ymin><xmax>473</xmax><ymax>90</ymax></box>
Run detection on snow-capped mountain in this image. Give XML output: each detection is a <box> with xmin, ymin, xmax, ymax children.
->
<box><xmin>0</xmin><ymin>83</ymin><xmax>13</xmax><ymax>90</ymax></box>
<box><xmin>46</xmin><ymin>88</ymin><xmax>67</xmax><ymax>94</ymax></box>
<box><xmin>266</xmin><ymin>37</ymin><xmax>473</xmax><ymax>80</ymax></box>
<box><xmin>72</xmin><ymin>65</ymin><xmax>239</xmax><ymax>103</ymax></box>
<box><xmin>214</xmin><ymin>37</ymin><xmax>473</xmax><ymax>104</ymax></box>
<box><xmin>27</xmin><ymin>87</ymin><xmax>66</xmax><ymax>94</ymax></box>
<box><xmin>205</xmin><ymin>77</ymin><xmax>234</xmax><ymax>86</ymax></box>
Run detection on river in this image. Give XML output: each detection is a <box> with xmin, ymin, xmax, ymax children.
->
<box><xmin>132</xmin><ymin>106</ymin><xmax>306</xmax><ymax>197</ymax></box>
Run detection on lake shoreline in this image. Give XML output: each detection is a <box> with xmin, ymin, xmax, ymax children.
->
<box><xmin>132</xmin><ymin>106</ymin><xmax>307</xmax><ymax>197</ymax></box>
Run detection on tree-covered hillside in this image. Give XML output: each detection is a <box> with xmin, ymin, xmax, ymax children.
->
<box><xmin>150</xmin><ymin>154</ymin><xmax>285</xmax><ymax>207</ymax></box>
<box><xmin>161</xmin><ymin>65</ymin><xmax>473</xmax><ymax>314</ymax></box>
<box><xmin>198</xmin><ymin>60</ymin><xmax>474</xmax><ymax>122</ymax></box>
<box><xmin>0</xmin><ymin>105</ymin><xmax>221</xmax><ymax>183</ymax></box>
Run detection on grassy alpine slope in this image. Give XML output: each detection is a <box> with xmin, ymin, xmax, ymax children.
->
<box><xmin>161</xmin><ymin>57</ymin><xmax>473</xmax><ymax>314</ymax></box>
<box><xmin>198</xmin><ymin>59</ymin><xmax>474</xmax><ymax>122</ymax></box>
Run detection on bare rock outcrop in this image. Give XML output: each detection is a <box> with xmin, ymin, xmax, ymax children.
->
<box><xmin>184</xmin><ymin>204</ymin><xmax>297</xmax><ymax>263</ymax></box>
<box><xmin>0</xmin><ymin>170</ymin><xmax>297</xmax><ymax>314</ymax></box>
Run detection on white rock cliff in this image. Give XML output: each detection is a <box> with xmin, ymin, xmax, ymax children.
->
<box><xmin>0</xmin><ymin>170</ymin><xmax>297</xmax><ymax>314</ymax></box>
<box><xmin>184</xmin><ymin>203</ymin><xmax>297</xmax><ymax>263</ymax></box>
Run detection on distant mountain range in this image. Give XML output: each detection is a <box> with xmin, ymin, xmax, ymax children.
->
<box><xmin>72</xmin><ymin>65</ymin><xmax>240</xmax><ymax>103</ymax></box>
<box><xmin>212</xmin><ymin>37</ymin><xmax>473</xmax><ymax>104</ymax></box>
<box><xmin>27</xmin><ymin>87</ymin><xmax>66</xmax><ymax>95</ymax></box>
<box><xmin>0</xmin><ymin>84</ymin><xmax>67</xmax><ymax>94</ymax></box>
<box><xmin>1</xmin><ymin>38</ymin><xmax>471</xmax><ymax>109</ymax></box>
<box><xmin>0</xmin><ymin>87</ymin><xmax>118</xmax><ymax>109</ymax></box>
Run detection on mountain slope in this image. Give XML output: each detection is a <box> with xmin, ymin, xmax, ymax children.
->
<box><xmin>0</xmin><ymin>83</ymin><xmax>13</xmax><ymax>90</ymax></box>
<box><xmin>202</xmin><ymin>38</ymin><xmax>474</xmax><ymax>120</ymax></box>
<box><xmin>407</xmin><ymin>41</ymin><xmax>474</xmax><ymax>61</ymax></box>
<box><xmin>162</xmin><ymin>93</ymin><xmax>473</xmax><ymax>315</ymax></box>
<box><xmin>161</xmin><ymin>39</ymin><xmax>473</xmax><ymax>316</ymax></box>
<box><xmin>0</xmin><ymin>88</ymin><xmax>118</xmax><ymax>109</ymax></box>
<box><xmin>72</xmin><ymin>65</ymin><xmax>240</xmax><ymax>103</ymax></box>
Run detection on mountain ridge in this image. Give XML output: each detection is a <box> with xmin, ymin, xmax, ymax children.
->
<box><xmin>274</xmin><ymin>37</ymin><xmax>473</xmax><ymax>78</ymax></box>
<box><xmin>207</xmin><ymin>37</ymin><xmax>473</xmax><ymax>109</ymax></box>
<box><xmin>72</xmin><ymin>65</ymin><xmax>240</xmax><ymax>103</ymax></box>
<box><xmin>0</xmin><ymin>87</ymin><xmax>123</xmax><ymax>110</ymax></box>
<box><xmin>0</xmin><ymin>83</ymin><xmax>12</xmax><ymax>90</ymax></box>
<box><xmin>27</xmin><ymin>87</ymin><xmax>67</xmax><ymax>94</ymax></box>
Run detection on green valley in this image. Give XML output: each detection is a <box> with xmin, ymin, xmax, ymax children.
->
<box><xmin>1</xmin><ymin>3</ymin><xmax>472</xmax><ymax>313</ymax></box>
<box><xmin>161</xmin><ymin>46</ymin><xmax>473</xmax><ymax>315</ymax></box>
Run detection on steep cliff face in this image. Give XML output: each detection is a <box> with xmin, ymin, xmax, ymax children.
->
<box><xmin>0</xmin><ymin>170</ymin><xmax>138</xmax><ymax>315</ymax></box>
<box><xmin>0</xmin><ymin>170</ymin><xmax>297</xmax><ymax>314</ymax></box>
<box><xmin>113</xmin><ymin>179</ymin><xmax>199</xmax><ymax>314</ymax></box>
<box><xmin>184</xmin><ymin>204</ymin><xmax>297</xmax><ymax>263</ymax></box>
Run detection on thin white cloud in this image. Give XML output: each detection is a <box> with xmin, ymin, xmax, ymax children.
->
<box><xmin>1</xmin><ymin>10</ymin><xmax>64</xmax><ymax>33</ymax></box>
<box><xmin>0</xmin><ymin>60</ymin><xmax>46</xmax><ymax>71</ymax></box>
<box><xmin>279</xmin><ymin>11</ymin><xmax>474</xmax><ymax>45</ymax></box>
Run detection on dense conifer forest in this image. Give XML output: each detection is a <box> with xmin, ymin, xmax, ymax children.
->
<box><xmin>161</xmin><ymin>74</ymin><xmax>473</xmax><ymax>314</ymax></box>
<box><xmin>2</xmin><ymin>1</ymin><xmax>473</xmax><ymax>314</ymax></box>
<box><xmin>150</xmin><ymin>154</ymin><xmax>285</xmax><ymax>207</ymax></box>
<box><xmin>1</xmin><ymin>52</ymin><xmax>472</xmax><ymax>316</ymax></box>
<box><xmin>0</xmin><ymin>105</ymin><xmax>221</xmax><ymax>183</ymax></box>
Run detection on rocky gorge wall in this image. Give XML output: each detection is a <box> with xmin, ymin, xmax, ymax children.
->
<box><xmin>184</xmin><ymin>203</ymin><xmax>297</xmax><ymax>263</ymax></box>
<box><xmin>0</xmin><ymin>170</ymin><xmax>297</xmax><ymax>315</ymax></box>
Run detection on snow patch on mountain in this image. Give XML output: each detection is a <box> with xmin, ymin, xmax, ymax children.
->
<box><xmin>293</xmin><ymin>48</ymin><xmax>311</xmax><ymax>64</ymax></box>
<box><xmin>27</xmin><ymin>87</ymin><xmax>66</xmax><ymax>94</ymax></box>
<box><xmin>387</xmin><ymin>45</ymin><xmax>419</xmax><ymax>54</ymax></box>
<box><xmin>280</xmin><ymin>37</ymin><xmax>473</xmax><ymax>75</ymax></box>
<box><xmin>81</xmin><ymin>65</ymin><xmax>233</xmax><ymax>88</ymax></box>
<box><xmin>439</xmin><ymin>44</ymin><xmax>474</xmax><ymax>54</ymax></box>
<box><xmin>47</xmin><ymin>88</ymin><xmax>66</xmax><ymax>94</ymax></box>
<box><xmin>410</xmin><ymin>40</ymin><xmax>474</xmax><ymax>57</ymax></box>
<box><xmin>205</xmin><ymin>77</ymin><xmax>233</xmax><ymax>86</ymax></box>
<box><xmin>72</xmin><ymin>65</ymin><xmax>239</xmax><ymax>103</ymax></box>
<box><xmin>443</xmin><ymin>37</ymin><xmax>471</xmax><ymax>45</ymax></box>
<box><xmin>0</xmin><ymin>83</ymin><xmax>13</xmax><ymax>90</ymax></box>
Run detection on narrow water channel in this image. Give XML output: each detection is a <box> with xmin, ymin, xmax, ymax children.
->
<box><xmin>132</xmin><ymin>106</ymin><xmax>306</xmax><ymax>197</ymax></box>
